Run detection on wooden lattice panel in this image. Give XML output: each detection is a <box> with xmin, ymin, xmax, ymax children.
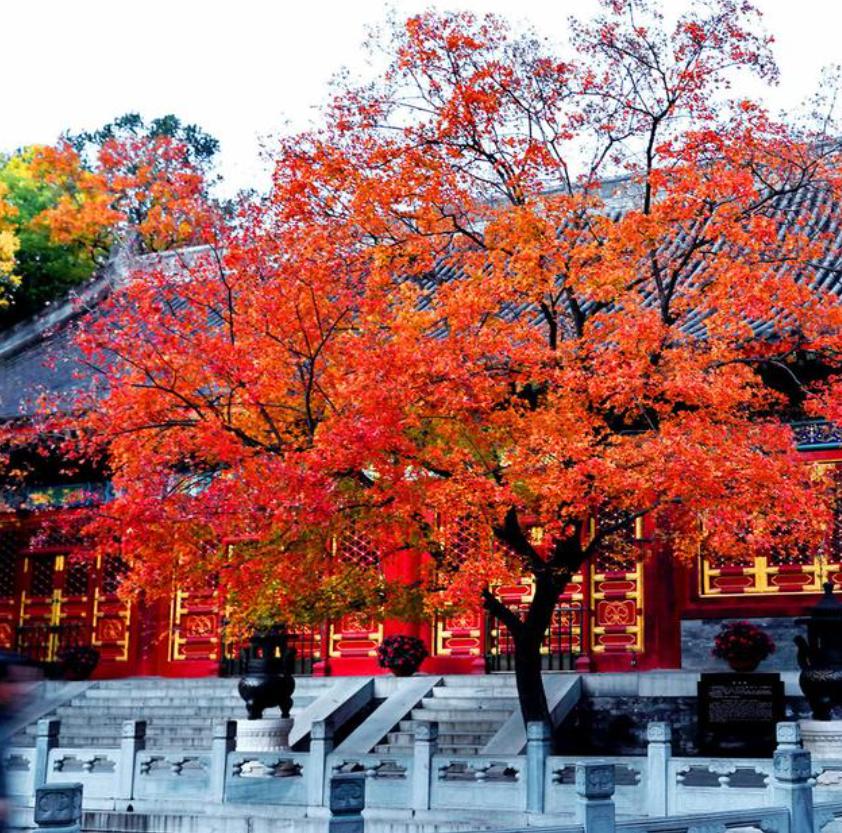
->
<box><xmin>546</xmin><ymin>603</ymin><xmax>584</xmax><ymax>655</ymax></box>
<box><xmin>56</xmin><ymin>554</ymin><xmax>94</xmax><ymax>650</ymax></box>
<box><xmin>336</xmin><ymin>528</ymin><xmax>381</xmax><ymax>567</ymax></box>
<box><xmin>434</xmin><ymin>517</ymin><xmax>589</xmax><ymax>657</ymax></box>
<box><xmin>492</xmin><ymin>570</ymin><xmax>585</xmax><ymax>657</ymax></box>
<box><xmin>0</xmin><ymin>529</ymin><xmax>21</xmax><ymax>650</ymax></box>
<box><xmin>19</xmin><ymin>553</ymin><xmax>61</xmax><ymax>661</ymax></box>
<box><xmin>701</xmin><ymin>463</ymin><xmax>842</xmax><ymax>597</ymax></box>
<box><xmin>328</xmin><ymin>614</ymin><xmax>383</xmax><ymax>657</ymax></box>
<box><xmin>433</xmin><ymin>520</ymin><xmax>486</xmax><ymax>656</ymax></box>
<box><xmin>328</xmin><ymin>527</ymin><xmax>384</xmax><ymax>658</ymax></box>
<box><xmin>168</xmin><ymin>588</ymin><xmax>221</xmax><ymax>662</ymax></box>
<box><xmin>700</xmin><ymin>553</ymin><xmax>839</xmax><ymax>596</ymax></box>
<box><xmin>590</xmin><ymin>551</ymin><xmax>644</xmax><ymax>653</ymax></box>
<box><xmin>91</xmin><ymin>556</ymin><xmax>131</xmax><ymax>662</ymax></box>
<box><xmin>435</xmin><ymin>609</ymin><xmax>482</xmax><ymax>656</ymax></box>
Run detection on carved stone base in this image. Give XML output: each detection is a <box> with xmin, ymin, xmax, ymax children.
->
<box><xmin>799</xmin><ymin>719</ymin><xmax>842</xmax><ymax>759</ymax></box>
<box><xmin>236</xmin><ymin>717</ymin><xmax>294</xmax><ymax>752</ymax></box>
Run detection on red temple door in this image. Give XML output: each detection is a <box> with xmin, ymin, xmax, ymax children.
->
<box><xmin>0</xmin><ymin>529</ymin><xmax>23</xmax><ymax>650</ymax></box>
<box><xmin>90</xmin><ymin>555</ymin><xmax>134</xmax><ymax>674</ymax></box>
<box><xmin>18</xmin><ymin>549</ymin><xmax>94</xmax><ymax>662</ymax></box>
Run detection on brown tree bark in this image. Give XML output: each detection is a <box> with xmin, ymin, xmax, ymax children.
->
<box><xmin>484</xmin><ymin>508</ymin><xmax>585</xmax><ymax>727</ymax></box>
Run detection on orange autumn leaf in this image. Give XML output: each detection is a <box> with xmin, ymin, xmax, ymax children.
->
<box><xmin>10</xmin><ymin>1</ymin><xmax>842</xmax><ymax>723</ymax></box>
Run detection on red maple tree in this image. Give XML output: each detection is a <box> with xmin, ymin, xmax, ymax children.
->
<box><xmin>30</xmin><ymin>127</ymin><xmax>217</xmax><ymax>257</ymax></box>
<box><xmin>22</xmin><ymin>0</ymin><xmax>842</xmax><ymax>723</ymax></box>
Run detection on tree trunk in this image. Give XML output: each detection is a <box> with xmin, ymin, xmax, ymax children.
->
<box><xmin>483</xmin><ymin>566</ymin><xmax>563</xmax><ymax>727</ymax></box>
<box><xmin>513</xmin><ymin>568</ymin><xmax>562</xmax><ymax>726</ymax></box>
<box><xmin>487</xmin><ymin>507</ymin><xmax>587</xmax><ymax>730</ymax></box>
<box><xmin>512</xmin><ymin>624</ymin><xmax>551</xmax><ymax>725</ymax></box>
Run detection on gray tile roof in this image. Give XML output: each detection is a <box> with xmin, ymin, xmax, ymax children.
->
<box><xmin>0</xmin><ymin>246</ymin><xmax>211</xmax><ymax>421</ymax></box>
<box><xmin>2</xmin><ymin>179</ymin><xmax>842</xmax><ymax>422</ymax></box>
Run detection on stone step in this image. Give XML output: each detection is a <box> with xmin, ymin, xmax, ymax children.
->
<box><xmin>435</xmin><ymin>675</ymin><xmax>514</xmax><ymax>686</ymax></box>
<box><xmin>62</xmin><ymin>700</ymin><xmax>313</xmax><ymax>713</ymax></box>
<box><xmin>92</xmin><ymin>677</ymin><xmax>327</xmax><ymax>687</ymax></box>
<box><xmin>409</xmin><ymin>708</ymin><xmax>511</xmax><ymax>724</ymax></box>
<box><xmin>384</xmin><ymin>730</ymin><xmax>414</xmax><ymax>745</ymax></box>
<box><xmin>384</xmin><ymin>729</ymin><xmax>494</xmax><ymax>744</ymax></box>
<box><xmin>12</xmin><ymin>723</ymin><xmax>223</xmax><ymax>746</ymax></box>
<box><xmin>430</xmin><ymin>687</ymin><xmax>517</xmax><ymax>699</ymax></box>
<box><xmin>372</xmin><ymin>742</ymin><xmax>487</xmax><ymax>756</ymax></box>
<box><xmin>420</xmin><ymin>696</ymin><xmax>518</xmax><ymax>710</ymax></box>
<box><xmin>398</xmin><ymin>718</ymin><xmax>502</xmax><ymax>734</ymax></box>
<box><xmin>84</xmin><ymin>684</ymin><xmax>330</xmax><ymax>696</ymax></box>
<box><xmin>59</xmin><ymin>707</ymin><xmax>239</xmax><ymax>718</ymax></box>
<box><xmin>43</xmin><ymin>723</ymin><xmax>217</xmax><ymax>738</ymax></box>
<box><xmin>51</xmin><ymin>716</ymin><xmax>225</xmax><ymax>728</ymax></box>
<box><xmin>57</xmin><ymin>737</ymin><xmax>214</xmax><ymax>750</ymax></box>
<box><xmin>438</xmin><ymin>746</ymin><xmax>485</xmax><ymax>756</ymax></box>
<box><xmin>71</xmin><ymin>694</ymin><xmax>316</xmax><ymax>708</ymax></box>
<box><xmin>438</xmin><ymin>732</ymin><xmax>496</xmax><ymax>744</ymax></box>
<box><xmin>19</xmin><ymin>719</ymin><xmax>230</xmax><ymax>737</ymax></box>
<box><xmin>82</xmin><ymin>690</ymin><xmax>243</xmax><ymax>700</ymax></box>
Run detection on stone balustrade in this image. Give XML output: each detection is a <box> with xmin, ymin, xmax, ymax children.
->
<box><xmin>9</xmin><ymin>715</ymin><xmax>842</xmax><ymax>830</ymax></box>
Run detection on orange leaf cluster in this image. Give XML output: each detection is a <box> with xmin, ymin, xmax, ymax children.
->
<box><xmin>19</xmin><ymin>1</ymin><xmax>842</xmax><ymax>632</ymax></box>
<box><xmin>30</xmin><ymin>134</ymin><xmax>216</xmax><ymax>256</ymax></box>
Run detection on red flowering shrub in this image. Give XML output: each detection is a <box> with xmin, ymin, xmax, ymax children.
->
<box><xmin>711</xmin><ymin>621</ymin><xmax>775</xmax><ymax>664</ymax></box>
<box><xmin>377</xmin><ymin>635</ymin><xmax>428</xmax><ymax>676</ymax></box>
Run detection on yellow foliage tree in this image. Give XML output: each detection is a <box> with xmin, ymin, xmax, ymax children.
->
<box><xmin>0</xmin><ymin>182</ymin><xmax>20</xmax><ymax>307</ymax></box>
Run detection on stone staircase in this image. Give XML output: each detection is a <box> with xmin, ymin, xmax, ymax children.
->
<box><xmin>11</xmin><ymin>676</ymin><xmax>334</xmax><ymax>750</ymax></box>
<box><xmin>373</xmin><ymin>676</ymin><xmax>520</xmax><ymax>756</ymax></box>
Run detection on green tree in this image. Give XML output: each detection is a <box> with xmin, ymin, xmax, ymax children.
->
<box><xmin>0</xmin><ymin>113</ymin><xmax>220</xmax><ymax>328</ymax></box>
<box><xmin>0</xmin><ymin>149</ymin><xmax>95</xmax><ymax>327</ymax></box>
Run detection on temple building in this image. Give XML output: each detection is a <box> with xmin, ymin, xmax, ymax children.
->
<box><xmin>0</xmin><ymin>251</ymin><xmax>839</xmax><ymax>680</ymax></box>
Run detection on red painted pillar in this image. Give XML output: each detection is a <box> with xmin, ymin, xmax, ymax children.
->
<box><xmin>135</xmin><ymin>593</ymin><xmax>168</xmax><ymax>676</ymax></box>
<box><xmin>382</xmin><ymin>548</ymin><xmax>424</xmax><ymax>641</ymax></box>
<box><xmin>575</xmin><ymin>557</ymin><xmax>595</xmax><ymax>671</ymax></box>
<box><xmin>641</xmin><ymin>537</ymin><xmax>684</xmax><ymax>669</ymax></box>
<box><xmin>312</xmin><ymin>622</ymin><xmax>331</xmax><ymax>676</ymax></box>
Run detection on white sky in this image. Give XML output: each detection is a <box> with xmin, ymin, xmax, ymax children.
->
<box><xmin>6</xmin><ymin>1</ymin><xmax>840</xmax><ymax>196</ymax></box>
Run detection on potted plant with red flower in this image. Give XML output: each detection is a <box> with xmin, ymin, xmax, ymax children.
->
<box><xmin>377</xmin><ymin>635</ymin><xmax>428</xmax><ymax>677</ymax></box>
<box><xmin>711</xmin><ymin>621</ymin><xmax>775</xmax><ymax>672</ymax></box>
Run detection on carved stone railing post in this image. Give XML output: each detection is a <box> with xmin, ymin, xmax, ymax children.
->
<box><xmin>116</xmin><ymin>719</ymin><xmax>145</xmax><ymax>801</ymax></box>
<box><xmin>412</xmin><ymin>720</ymin><xmax>438</xmax><ymax>811</ymax></box>
<box><xmin>210</xmin><ymin>720</ymin><xmax>236</xmax><ymax>803</ymax></box>
<box><xmin>646</xmin><ymin>721</ymin><xmax>671</xmax><ymax>817</ymax></box>
<box><xmin>776</xmin><ymin>722</ymin><xmax>803</xmax><ymax>750</ymax></box>
<box><xmin>34</xmin><ymin>719</ymin><xmax>60</xmax><ymax>789</ymax></box>
<box><xmin>526</xmin><ymin>721</ymin><xmax>551</xmax><ymax>813</ymax></box>
<box><xmin>309</xmin><ymin>718</ymin><xmax>334</xmax><ymax>807</ymax></box>
<box><xmin>575</xmin><ymin>761</ymin><xmax>616</xmax><ymax>833</ymax></box>
<box><xmin>772</xmin><ymin>748</ymin><xmax>814</xmax><ymax>833</ymax></box>
<box><xmin>34</xmin><ymin>781</ymin><xmax>82</xmax><ymax>833</ymax></box>
<box><xmin>329</xmin><ymin>771</ymin><xmax>365</xmax><ymax>833</ymax></box>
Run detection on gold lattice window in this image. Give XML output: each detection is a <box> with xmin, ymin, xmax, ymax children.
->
<box><xmin>64</xmin><ymin>561</ymin><xmax>90</xmax><ymax>597</ymax></box>
<box><xmin>101</xmin><ymin>555</ymin><xmax>128</xmax><ymax>595</ymax></box>
<box><xmin>336</xmin><ymin>528</ymin><xmax>381</xmax><ymax>568</ymax></box>
<box><xmin>0</xmin><ymin>531</ymin><xmax>19</xmax><ymax>598</ymax></box>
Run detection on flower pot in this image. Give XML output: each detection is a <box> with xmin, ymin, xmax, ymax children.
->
<box><xmin>391</xmin><ymin>665</ymin><xmax>419</xmax><ymax>677</ymax></box>
<box><xmin>727</xmin><ymin>656</ymin><xmax>761</xmax><ymax>672</ymax></box>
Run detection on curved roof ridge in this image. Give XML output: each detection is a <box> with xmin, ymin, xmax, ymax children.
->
<box><xmin>0</xmin><ymin>244</ymin><xmax>215</xmax><ymax>362</ymax></box>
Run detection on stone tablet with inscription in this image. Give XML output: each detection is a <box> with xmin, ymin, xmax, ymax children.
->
<box><xmin>698</xmin><ymin>673</ymin><xmax>784</xmax><ymax>756</ymax></box>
